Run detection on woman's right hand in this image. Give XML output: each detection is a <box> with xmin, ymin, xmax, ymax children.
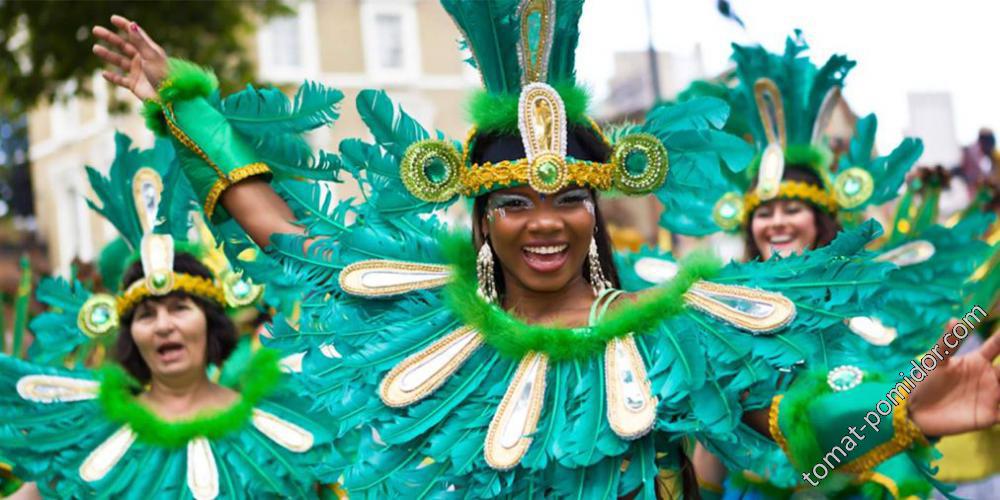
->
<box><xmin>92</xmin><ymin>15</ymin><xmax>168</xmax><ymax>101</ymax></box>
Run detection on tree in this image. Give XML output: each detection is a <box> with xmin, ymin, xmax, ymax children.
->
<box><xmin>0</xmin><ymin>0</ymin><xmax>291</xmax><ymax>113</ymax></box>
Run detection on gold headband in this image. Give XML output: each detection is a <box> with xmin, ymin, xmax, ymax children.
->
<box><xmin>116</xmin><ymin>272</ymin><xmax>227</xmax><ymax>316</ymax></box>
<box><xmin>744</xmin><ymin>180</ymin><xmax>838</xmax><ymax>218</ymax></box>
<box><xmin>459</xmin><ymin>158</ymin><xmax>614</xmax><ymax>196</ymax></box>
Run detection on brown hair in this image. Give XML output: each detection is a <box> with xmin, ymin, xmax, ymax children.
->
<box><xmin>744</xmin><ymin>166</ymin><xmax>842</xmax><ymax>261</ymax></box>
<box><xmin>115</xmin><ymin>253</ymin><xmax>237</xmax><ymax>383</ymax></box>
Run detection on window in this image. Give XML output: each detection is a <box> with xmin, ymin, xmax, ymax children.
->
<box><xmin>374</xmin><ymin>13</ymin><xmax>404</xmax><ymax>70</ymax></box>
<box><xmin>256</xmin><ymin>1</ymin><xmax>319</xmax><ymax>82</ymax></box>
<box><xmin>361</xmin><ymin>1</ymin><xmax>420</xmax><ymax>82</ymax></box>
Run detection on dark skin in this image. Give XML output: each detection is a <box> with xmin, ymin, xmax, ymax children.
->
<box><xmin>94</xmin><ymin>11</ymin><xmax>1000</xmax><ymax>458</ymax></box>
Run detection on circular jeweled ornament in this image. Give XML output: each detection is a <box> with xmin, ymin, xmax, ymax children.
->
<box><xmin>528</xmin><ymin>152</ymin><xmax>568</xmax><ymax>194</ymax></box>
<box><xmin>223</xmin><ymin>271</ymin><xmax>263</xmax><ymax>307</ymax></box>
<box><xmin>146</xmin><ymin>270</ymin><xmax>174</xmax><ymax>296</ymax></box>
<box><xmin>611</xmin><ymin>133</ymin><xmax>669</xmax><ymax>195</ymax></box>
<box><xmin>400</xmin><ymin>139</ymin><xmax>462</xmax><ymax>202</ymax></box>
<box><xmin>77</xmin><ymin>293</ymin><xmax>119</xmax><ymax>338</ymax></box>
<box><xmin>712</xmin><ymin>192</ymin><xmax>745</xmax><ymax>232</ymax></box>
<box><xmin>833</xmin><ymin>167</ymin><xmax>874</xmax><ymax>209</ymax></box>
<box><xmin>826</xmin><ymin>365</ymin><xmax>864</xmax><ymax>392</ymax></box>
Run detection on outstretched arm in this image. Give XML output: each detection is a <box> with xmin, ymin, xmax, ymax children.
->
<box><xmin>92</xmin><ymin>15</ymin><xmax>304</xmax><ymax>247</ymax></box>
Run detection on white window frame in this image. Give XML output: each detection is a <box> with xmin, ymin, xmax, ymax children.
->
<box><xmin>360</xmin><ymin>0</ymin><xmax>421</xmax><ymax>83</ymax></box>
<box><xmin>256</xmin><ymin>0</ymin><xmax>320</xmax><ymax>83</ymax></box>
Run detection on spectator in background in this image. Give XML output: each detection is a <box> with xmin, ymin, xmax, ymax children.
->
<box><xmin>959</xmin><ymin>128</ymin><xmax>999</xmax><ymax>195</ymax></box>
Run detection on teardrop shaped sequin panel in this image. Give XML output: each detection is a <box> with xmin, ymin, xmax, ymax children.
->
<box><xmin>252</xmin><ymin>408</ymin><xmax>314</xmax><ymax>452</ymax></box>
<box><xmin>685</xmin><ymin>281</ymin><xmax>796</xmax><ymax>334</ymax></box>
<box><xmin>17</xmin><ymin>375</ymin><xmax>100</xmax><ymax>403</ymax></box>
<box><xmin>79</xmin><ymin>426</ymin><xmax>136</xmax><ymax>482</ymax></box>
<box><xmin>847</xmin><ymin>316</ymin><xmax>898</xmax><ymax>346</ymax></box>
<box><xmin>187</xmin><ymin>437</ymin><xmax>219</xmax><ymax>500</ymax></box>
<box><xmin>633</xmin><ymin>257</ymin><xmax>679</xmax><ymax>284</ymax></box>
<box><xmin>339</xmin><ymin>260</ymin><xmax>451</xmax><ymax>297</ymax></box>
<box><xmin>605</xmin><ymin>335</ymin><xmax>657</xmax><ymax>439</ymax></box>
<box><xmin>380</xmin><ymin>326</ymin><xmax>484</xmax><ymax>408</ymax></box>
<box><xmin>484</xmin><ymin>352</ymin><xmax>548</xmax><ymax>470</ymax></box>
<box><xmin>874</xmin><ymin>240</ymin><xmax>935</xmax><ymax>267</ymax></box>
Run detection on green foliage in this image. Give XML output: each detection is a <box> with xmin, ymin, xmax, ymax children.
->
<box><xmin>0</xmin><ymin>0</ymin><xmax>291</xmax><ymax>112</ymax></box>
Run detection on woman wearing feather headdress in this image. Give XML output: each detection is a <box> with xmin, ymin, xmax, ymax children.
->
<box><xmin>659</xmin><ymin>34</ymin><xmax>998</xmax><ymax>498</ymax></box>
<box><xmin>92</xmin><ymin>4</ymin><xmax>1000</xmax><ymax>498</ymax></box>
<box><xmin>0</xmin><ymin>137</ymin><xmax>344</xmax><ymax>499</ymax></box>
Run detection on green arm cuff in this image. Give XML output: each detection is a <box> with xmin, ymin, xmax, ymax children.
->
<box><xmin>769</xmin><ymin>370</ymin><xmax>931</xmax><ymax>475</ymax></box>
<box><xmin>151</xmin><ymin>59</ymin><xmax>272</xmax><ymax>223</ymax></box>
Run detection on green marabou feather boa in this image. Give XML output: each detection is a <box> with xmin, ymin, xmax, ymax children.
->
<box><xmin>440</xmin><ymin>233</ymin><xmax>722</xmax><ymax>361</ymax></box>
<box><xmin>97</xmin><ymin>348</ymin><xmax>282</xmax><ymax>448</ymax></box>
<box><xmin>142</xmin><ymin>58</ymin><xmax>219</xmax><ymax>137</ymax></box>
<box><xmin>467</xmin><ymin>81</ymin><xmax>590</xmax><ymax>135</ymax></box>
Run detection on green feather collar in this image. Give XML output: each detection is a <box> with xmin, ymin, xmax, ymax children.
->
<box><xmin>97</xmin><ymin>348</ymin><xmax>282</xmax><ymax>448</ymax></box>
<box><xmin>440</xmin><ymin>234</ymin><xmax>722</xmax><ymax>361</ymax></box>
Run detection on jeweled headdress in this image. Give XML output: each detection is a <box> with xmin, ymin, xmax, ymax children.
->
<box><xmin>665</xmin><ymin>33</ymin><xmax>923</xmax><ymax>235</ymax></box>
<box><xmin>398</xmin><ymin>0</ymin><xmax>669</xmax><ymax>201</ymax></box>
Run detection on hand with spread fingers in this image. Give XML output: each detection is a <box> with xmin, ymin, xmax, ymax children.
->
<box><xmin>91</xmin><ymin>15</ymin><xmax>167</xmax><ymax>101</ymax></box>
<box><xmin>907</xmin><ymin>322</ymin><xmax>1000</xmax><ymax>437</ymax></box>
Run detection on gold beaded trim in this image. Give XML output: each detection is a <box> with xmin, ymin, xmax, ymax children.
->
<box><xmin>459</xmin><ymin>158</ymin><xmax>613</xmax><ymax>195</ymax></box>
<box><xmin>744</xmin><ymin>180</ymin><xmax>838</xmax><ymax>218</ymax></box>
<box><xmin>163</xmin><ymin>103</ymin><xmax>270</xmax><ymax>218</ymax></box>
<box><xmin>116</xmin><ymin>273</ymin><xmax>226</xmax><ymax>316</ymax></box>
<box><xmin>855</xmin><ymin>471</ymin><xmax>900</xmax><ymax>499</ymax></box>
<box><xmin>203</xmin><ymin>162</ymin><xmax>271</xmax><ymax>219</ymax></box>
<box><xmin>768</xmin><ymin>394</ymin><xmax>795</xmax><ymax>465</ymax></box>
<box><xmin>839</xmin><ymin>402</ymin><xmax>928</xmax><ymax>473</ymax></box>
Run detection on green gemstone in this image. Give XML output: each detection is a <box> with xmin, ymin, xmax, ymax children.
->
<box><xmin>537</xmin><ymin>161</ymin><xmax>559</xmax><ymax>185</ymax></box>
<box><xmin>624</xmin><ymin>150</ymin><xmax>649</xmax><ymax>176</ymax></box>
<box><xmin>843</xmin><ymin>176</ymin><xmax>861</xmax><ymax>195</ymax></box>
<box><xmin>423</xmin><ymin>156</ymin><xmax>449</xmax><ymax>185</ymax></box>
<box><xmin>151</xmin><ymin>273</ymin><xmax>168</xmax><ymax>288</ymax></box>
<box><xmin>232</xmin><ymin>280</ymin><xmax>251</xmax><ymax>299</ymax></box>
<box><xmin>90</xmin><ymin>305</ymin><xmax>111</xmax><ymax>325</ymax></box>
<box><xmin>719</xmin><ymin>202</ymin><xmax>737</xmax><ymax>219</ymax></box>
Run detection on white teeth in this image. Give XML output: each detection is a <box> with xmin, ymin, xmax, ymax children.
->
<box><xmin>769</xmin><ymin>235</ymin><xmax>793</xmax><ymax>244</ymax></box>
<box><xmin>523</xmin><ymin>244</ymin><xmax>568</xmax><ymax>255</ymax></box>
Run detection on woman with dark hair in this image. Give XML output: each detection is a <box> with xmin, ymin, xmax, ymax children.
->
<box><xmin>0</xmin><ymin>232</ymin><xmax>343</xmax><ymax>498</ymax></box>
<box><xmin>92</xmin><ymin>5</ymin><xmax>1000</xmax><ymax>499</ymax></box>
<box><xmin>744</xmin><ymin>167</ymin><xmax>842</xmax><ymax>262</ymax></box>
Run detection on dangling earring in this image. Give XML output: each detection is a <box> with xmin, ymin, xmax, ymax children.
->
<box><xmin>588</xmin><ymin>237</ymin><xmax>612</xmax><ymax>295</ymax></box>
<box><xmin>477</xmin><ymin>241</ymin><xmax>498</xmax><ymax>304</ymax></box>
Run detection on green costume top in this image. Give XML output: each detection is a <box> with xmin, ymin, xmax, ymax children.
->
<box><xmin>144</xmin><ymin>1</ymin><xmax>949</xmax><ymax>497</ymax></box>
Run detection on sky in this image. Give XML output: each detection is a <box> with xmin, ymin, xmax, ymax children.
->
<box><xmin>574</xmin><ymin>0</ymin><xmax>1000</xmax><ymax>161</ymax></box>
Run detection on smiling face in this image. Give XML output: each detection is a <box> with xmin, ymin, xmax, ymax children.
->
<box><xmin>129</xmin><ymin>294</ymin><xmax>209</xmax><ymax>381</ymax></box>
<box><xmin>481</xmin><ymin>185</ymin><xmax>596</xmax><ymax>295</ymax></box>
<box><xmin>750</xmin><ymin>198</ymin><xmax>819</xmax><ymax>260</ymax></box>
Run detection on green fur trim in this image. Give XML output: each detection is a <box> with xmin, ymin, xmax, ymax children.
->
<box><xmin>157</xmin><ymin>58</ymin><xmax>218</xmax><ymax>106</ymax></box>
<box><xmin>440</xmin><ymin>233</ymin><xmax>722</xmax><ymax>361</ymax></box>
<box><xmin>97</xmin><ymin>348</ymin><xmax>282</xmax><ymax>448</ymax></box>
<box><xmin>778</xmin><ymin>369</ymin><xmax>886</xmax><ymax>470</ymax></box>
<box><xmin>141</xmin><ymin>99</ymin><xmax>168</xmax><ymax>137</ymax></box>
<box><xmin>466</xmin><ymin>81</ymin><xmax>591</xmax><ymax>134</ymax></box>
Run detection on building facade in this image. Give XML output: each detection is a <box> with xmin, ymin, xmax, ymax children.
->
<box><xmin>27</xmin><ymin>0</ymin><xmax>477</xmax><ymax>275</ymax></box>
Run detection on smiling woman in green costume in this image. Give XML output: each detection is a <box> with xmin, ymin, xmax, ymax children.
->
<box><xmin>91</xmin><ymin>3</ymin><xmax>1000</xmax><ymax>498</ymax></box>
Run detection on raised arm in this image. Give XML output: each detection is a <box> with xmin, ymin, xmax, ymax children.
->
<box><xmin>92</xmin><ymin>15</ymin><xmax>303</xmax><ymax>247</ymax></box>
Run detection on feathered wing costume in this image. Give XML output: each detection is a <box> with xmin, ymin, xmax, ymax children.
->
<box><xmin>146</xmin><ymin>1</ymin><xmax>945</xmax><ymax>497</ymax></box>
<box><xmin>640</xmin><ymin>34</ymin><xmax>994</xmax><ymax>498</ymax></box>
<box><xmin>0</xmin><ymin>136</ymin><xmax>346</xmax><ymax>499</ymax></box>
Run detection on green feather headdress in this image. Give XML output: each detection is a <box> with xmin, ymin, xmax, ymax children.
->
<box><xmin>396</xmin><ymin>0</ymin><xmax>673</xmax><ymax>201</ymax></box>
<box><xmin>666</xmin><ymin>33</ymin><xmax>923</xmax><ymax>235</ymax></box>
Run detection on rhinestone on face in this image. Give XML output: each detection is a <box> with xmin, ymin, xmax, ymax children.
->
<box><xmin>827</xmin><ymin>365</ymin><xmax>863</xmax><ymax>392</ymax></box>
